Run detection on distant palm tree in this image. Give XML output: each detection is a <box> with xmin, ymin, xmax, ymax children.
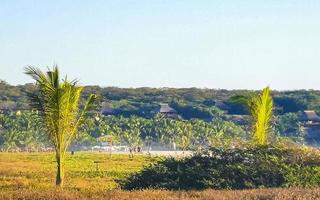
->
<box><xmin>25</xmin><ymin>66</ymin><xmax>97</xmax><ymax>187</ymax></box>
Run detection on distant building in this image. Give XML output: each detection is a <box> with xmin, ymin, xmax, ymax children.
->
<box><xmin>299</xmin><ymin>110</ymin><xmax>320</xmax><ymax>140</ymax></box>
<box><xmin>155</xmin><ymin>103</ymin><xmax>180</xmax><ymax>118</ymax></box>
<box><xmin>300</xmin><ymin>110</ymin><xmax>320</xmax><ymax>123</ymax></box>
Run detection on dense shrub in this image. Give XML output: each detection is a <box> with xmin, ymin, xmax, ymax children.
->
<box><xmin>121</xmin><ymin>145</ymin><xmax>320</xmax><ymax>190</ymax></box>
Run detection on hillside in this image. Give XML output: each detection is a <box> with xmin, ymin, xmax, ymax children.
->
<box><xmin>2</xmin><ymin>80</ymin><xmax>320</xmax><ymax>117</ymax></box>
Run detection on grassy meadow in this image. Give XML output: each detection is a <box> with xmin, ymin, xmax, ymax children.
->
<box><xmin>0</xmin><ymin>152</ymin><xmax>158</xmax><ymax>192</ymax></box>
<box><xmin>1</xmin><ymin>152</ymin><xmax>320</xmax><ymax>200</ymax></box>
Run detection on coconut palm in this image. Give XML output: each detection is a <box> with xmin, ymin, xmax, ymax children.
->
<box><xmin>24</xmin><ymin>66</ymin><xmax>97</xmax><ymax>187</ymax></box>
<box><xmin>176</xmin><ymin>122</ymin><xmax>193</xmax><ymax>153</ymax></box>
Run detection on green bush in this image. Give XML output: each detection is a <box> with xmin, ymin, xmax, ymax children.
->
<box><xmin>121</xmin><ymin>145</ymin><xmax>320</xmax><ymax>190</ymax></box>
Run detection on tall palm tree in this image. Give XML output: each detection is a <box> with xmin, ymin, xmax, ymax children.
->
<box><xmin>25</xmin><ymin>66</ymin><xmax>97</xmax><ymax>187</ymax></box>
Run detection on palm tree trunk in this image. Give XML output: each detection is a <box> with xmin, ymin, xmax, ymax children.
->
<box><xmin>56</xmin><ymin>155</ymin><xmax>64</xmax><ymax>187</ymax></box>
<box><xmin>109</xmin><ymin>142</ymin><xmax>113</xmax><ymax>158</ymax></box>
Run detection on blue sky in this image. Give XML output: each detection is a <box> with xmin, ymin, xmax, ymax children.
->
<box><xmin>1</xmin><ymin>0</ymin><xmax>320</xmax><ymax>90</ymax></box>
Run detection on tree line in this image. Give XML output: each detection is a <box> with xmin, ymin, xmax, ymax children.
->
<box><xmin>0</xmin><ymin>111</ymin><xmax>246</xmax><ymax>152</ymax></box>
<box><xmin>2</xmin><ymin>80</ymin><xmax>320</xmax><ymax>118</ymax></box>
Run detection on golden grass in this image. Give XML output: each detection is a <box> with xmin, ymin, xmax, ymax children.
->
<box><xmin>0</xmin><ymin>152</ymin><xmax>157</xmax><ymax>192</ymax></box>
<box><xmin>1</xmin><ymin>152</ymin><xmax>320</xmax><ymax>200</ymax></box>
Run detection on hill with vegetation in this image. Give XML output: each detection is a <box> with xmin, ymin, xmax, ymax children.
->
<box><xmin>1</xmin><ymin>80</ymin><xmax>320</xmax><ymax>151</ymax></box>
<box><xmin>2</xmin><ymin>80</ymin><xmax>320</xmax><ymax>116</ymax></box>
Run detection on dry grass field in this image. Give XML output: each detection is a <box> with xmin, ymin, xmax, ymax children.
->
<box><xmin>3</xmin><ymin>187</ymin><xmax>320</xmax><ymax>200</ymax></box>
<box><xmin>0</xmin><ymin>152</ymin><xmax>158</xmax><ymax>192</ymax></box>
<box><xmin>1</xmin><ymin>152</ymin><xmax>320</xmax><ymax>200</ymax></box>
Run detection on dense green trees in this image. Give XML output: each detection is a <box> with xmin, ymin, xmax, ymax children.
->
<box><xmin>0</xmin><ymin>106</ymin><xmax>313</xmax><ymax>153</ymax></box>
<box><xmin>1</xmin><ymin>80</ymin><xmax>320</xmax><ymax>151</ymax></box>
<box><xmin>273</xmin><ymin>91</ymin><xmax>320</xmax><ymax>113</ymax></box>
<box><xmin>170</xmin><ymin>100</ymin><xmax>224</xmax><ymax>120</ymax></box>
<box><xmin>0</xmin><ymin>112</ymin><xmax>247</xmax><ymax>152</ymax></box>
<box><xmin>274</xmin><ymin>113</ymin><xmax>301</xmax><ymax>138</ymax></box>
<box><xmin>0</xmin><ymin>111</ymin><xmax>47</xmax><ymax>151</ymax></box>
<box><xmin>2</xmin><ymin>80</ymin><xmax>320</xmax><ymax>118</ymax></box>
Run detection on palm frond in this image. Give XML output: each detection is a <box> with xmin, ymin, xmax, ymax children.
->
<box><xmin>25</xmin><ymin>66</ymin><xmax>97</xmax><ymax>156</ymax></box>
<box><xmin>251</xmin><ymin>87</ymin><xmax>273</xmax><ymax>145</ymax></box>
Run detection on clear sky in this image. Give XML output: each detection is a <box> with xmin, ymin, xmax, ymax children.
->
<box><xmin>1</xmin><ymin>0</ymin><xmax>320</xmax><ymax>90</ymax></box>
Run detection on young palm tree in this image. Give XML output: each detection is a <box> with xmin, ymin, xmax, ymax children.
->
<box><xmin>249</xmin><ymin>87</ymin><xmax>273</xmax><ymax>145</ymax></box>
<box><xmin>25</xmin><ymin>66</ymin><xmax>97</xmax><ymax>187</ymax></box>
<box><xmin>231</xmin><ymin>87</ymin><xmax>273</xmax><ymax>145</ymax></box>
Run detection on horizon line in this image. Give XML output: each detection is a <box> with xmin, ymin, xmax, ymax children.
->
<box><xmin>1</xmin><ymin>80</ymin><xmax>320</xmax><ymax>92</ymax></box>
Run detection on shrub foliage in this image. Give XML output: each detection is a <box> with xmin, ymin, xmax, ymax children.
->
<box><xmin>122</xmin><ymin>145</ymin><xmax>320</xmax><ymax>190</ymax></box>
